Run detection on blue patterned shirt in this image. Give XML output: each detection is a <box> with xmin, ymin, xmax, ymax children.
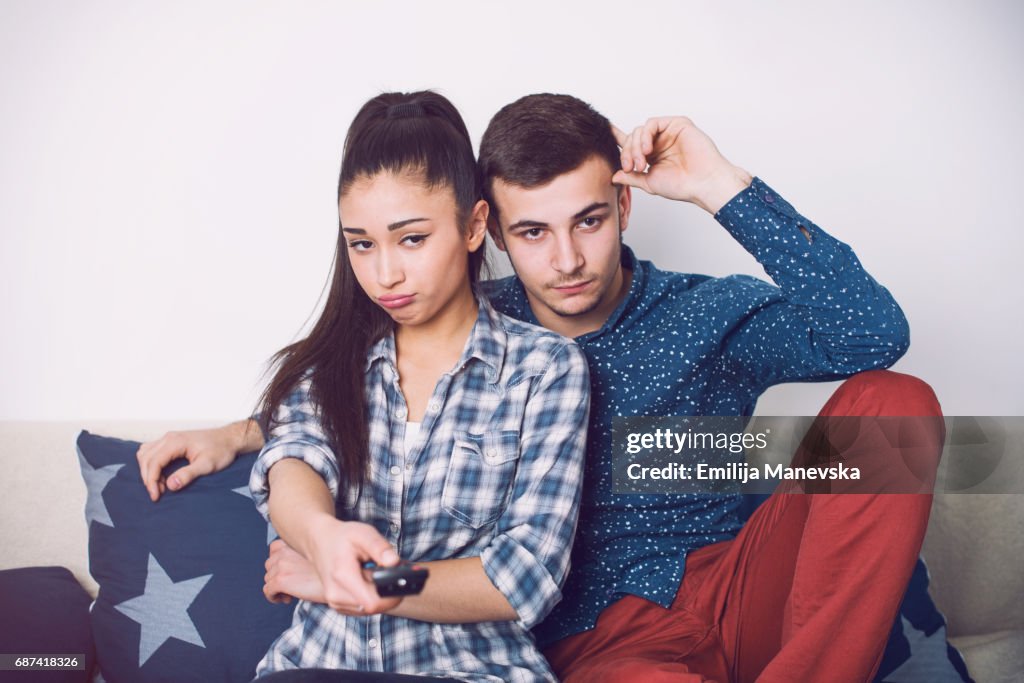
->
<box><xmin>249</xmin><ymin>297</ymin><xmax>590</xmax><ymax>682</ymax></box>
<box><xmin>484</xmin><ymin>177</ymin><xmax>910</xmax><ymax>645</ymax></box>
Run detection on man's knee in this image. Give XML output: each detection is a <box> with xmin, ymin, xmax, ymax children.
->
<box><xmin>817</xmin><ymin>371</ymin><xmax>945</xmax><ymax>488</ymax></box>
<box><xmin>829</xmin><ymin>369</ymin><xmax>942</xmax><ymax>418</ymax></box>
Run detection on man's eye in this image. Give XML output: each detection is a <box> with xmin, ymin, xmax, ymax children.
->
<box><xmin>579</xmin><ymin>216</ymin><xmax>602</xmax><ymax>229</ymax></box>
<box><xmin>523</xmin><ymin>228</ymin><xmax>544</xmax><ymax>240</ymax></box>
<box><xmin>347</xmin><ymin>240</ymin><xmax>372</xmax><ymax>252</ymax></box>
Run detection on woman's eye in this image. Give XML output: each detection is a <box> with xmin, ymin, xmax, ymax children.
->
<box><xmin>347</xmin><ymin>240</ymin><xmax>372</xmax><ymax>252</ymax></box>
<box><xmin>401</xmin><ymin>234</ymin><xmax>427</xmax><ymax>247</ymax></box>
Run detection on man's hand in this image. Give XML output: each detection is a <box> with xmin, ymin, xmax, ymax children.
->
<box><xmin>305</xmin><ymin>518</ymin><xmax>403</xmax><ymax>616</ymax></box>
<box><xmin>611</xmin><ymin>117</ymin><xmax>752</xmax><ymax>214</ymax></box>
<box><xmin>136</xmin><ymin>420</ymin><xmax>262</xmax><ymax>502</ymax></box>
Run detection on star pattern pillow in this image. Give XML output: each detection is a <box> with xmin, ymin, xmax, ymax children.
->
<box><xmin>76</xmin><ymin>430</ymin><xmax>294</xmax><ymax>683</ymax></box>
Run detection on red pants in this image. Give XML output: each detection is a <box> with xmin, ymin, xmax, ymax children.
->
<box><xmin>543</xmin><ymin>370</ymin><xmax>944</xmax><ymax>683</ymax></box>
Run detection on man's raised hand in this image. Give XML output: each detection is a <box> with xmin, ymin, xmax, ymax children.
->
<box><xmin>611</xmin><ymin>116</ymin><xmax>752</xmax><ymax>214</ymax></box>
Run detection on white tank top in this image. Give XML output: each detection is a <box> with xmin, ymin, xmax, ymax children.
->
<box><xmin>404</xmin><ymin>421</ymin><xmax>422</xmax><ymax>457</ymax></box>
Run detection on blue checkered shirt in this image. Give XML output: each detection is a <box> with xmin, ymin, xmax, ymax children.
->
<box><xmin>249</xmin><ymin>296</ymin><xmax>590</xmax><ymax>682</ymax></box>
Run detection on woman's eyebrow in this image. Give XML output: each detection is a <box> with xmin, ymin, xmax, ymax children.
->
<box><xmin>387</xmin><ymin>217</ymin><xmax>429</xmax><ymax>231</ymax></box>
<box><xmin>341</xmin><ymin>217</ymin><xmax>430</xmax><ymax>235</ymax></box>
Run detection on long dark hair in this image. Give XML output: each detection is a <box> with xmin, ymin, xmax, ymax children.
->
<box><xmin>257</xmin><ymin>91</ymin><xmax>484</xmax><ymax>491</ymax></box>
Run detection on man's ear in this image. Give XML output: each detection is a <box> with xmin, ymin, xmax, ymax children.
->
<box><xmin>486</xmin><ymin>213</ymin><xmax>507</xmax><ymax>252</ymax></box>
<box><xmin>467</xmin><ymin>199</ymin><xmax>489</xmax><ymax>253</ymax></box>
<box><xmin>617</xmin><ymin>185</ymin><xmax>632</xmax><ymax>234</ymax></box>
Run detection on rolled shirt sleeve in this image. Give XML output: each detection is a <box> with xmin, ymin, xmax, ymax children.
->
<box><xmin>480</xmin><ymin>341</ymin><xmax>591</xmax><ymax>628</ymax></box>
<box><xmin>248</xmin><ymin>377</ymin><xmax>341</xmax><ymax>521</ymax></box>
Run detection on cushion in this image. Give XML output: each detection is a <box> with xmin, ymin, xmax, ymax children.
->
<box><xmin>738</xmin><ymin>494</ymin><xmax>973</xmax><ymax>683</ymax></box>
<box><xmin>0</xmin><ymin>566</ymin><xmax>95</xmax><ymax>683</ymax></box>
<box><xmin>76</xmin><ymin>430</ymin><xmax>294</xmax><ymax>683</ymax></box>
<box><xmin>875</xmin><ymin>557</ymin><xmax>974</xmax><ymax>682</ymax></box>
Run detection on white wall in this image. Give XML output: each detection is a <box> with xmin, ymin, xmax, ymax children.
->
<box><xmin>2</xmin><ymin>0</ymin><xmax>1021</xmax><ymax>420</ymax></box>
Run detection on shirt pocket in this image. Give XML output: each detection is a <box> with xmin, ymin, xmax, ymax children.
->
<box><xmin>441</xmin><ymin>430</ymin><xmax>521</xmax><ymax>529</ymax></box>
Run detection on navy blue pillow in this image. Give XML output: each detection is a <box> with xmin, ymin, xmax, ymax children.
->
<box><xmin>737</xmin><ymin>494</ymin><xmax>973</xmax><ymax>683</ymax></box>
<box><xmin>76</xmin><ymin>430</ymin><xmax>294</xmax><ymax>683</ymax></box>
<box><xmin>0</xmin><ymin>566</ymin><xmax>95</xmax><ymax>683</ymax></box>
<box><xmin>875</xmin><ymin>558</ymin><xmax>974</xmax><ymax>683</ymax></box>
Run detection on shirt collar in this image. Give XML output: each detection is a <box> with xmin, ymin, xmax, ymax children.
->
<box><xmin>365</xmin><ymin>291</ymin><xmax>505</xmax><ymax>384</ymax></box>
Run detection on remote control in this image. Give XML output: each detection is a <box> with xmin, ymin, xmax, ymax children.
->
<box><xmin>368</xmin><ymin>561</ymin><xmax>429</xmax><ymax>597</ymax></box>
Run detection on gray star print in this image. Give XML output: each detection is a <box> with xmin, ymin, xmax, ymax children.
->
<box><xmin>114</xmin><ymin>553</ymin><xmax>212</xmax><ymax>666</ymax></box>
<box><xmin>77</xmin><ymin>447</ymin><xmax>124</xmax><ymax>528</ymax></box>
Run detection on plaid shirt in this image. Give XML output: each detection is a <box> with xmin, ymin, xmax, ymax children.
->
<box><xmin>249</xmin><ymin>296</ymin><xmax>590</xmax><ymax>682</ymax></box>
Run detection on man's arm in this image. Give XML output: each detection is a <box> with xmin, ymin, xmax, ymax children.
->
<box><xmin>613</xmin><ymin>117</ymin><xmax>909</xmax><ymax>387</ymax></box>
<box><xmin>137</xmin><ymin>418</ymin><xmax>264</xmax><ymax>501</ymax></box>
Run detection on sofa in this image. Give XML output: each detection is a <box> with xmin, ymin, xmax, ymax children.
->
<box><xmin>1</xmin><ymin>420</ymin><xmax>1022</xmax><ymax>682</ymax></box>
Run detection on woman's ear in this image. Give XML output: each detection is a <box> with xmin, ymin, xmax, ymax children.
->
<box><xmin>467</xmin><ymin>199</ymin><xmax>489</xmax><ymax>253</ymax></box>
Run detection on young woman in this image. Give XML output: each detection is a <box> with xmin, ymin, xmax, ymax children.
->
<box><xmin>246</xmin><ymin>92</ymin><xmax>590</xmax><ymax>682</ymax></box>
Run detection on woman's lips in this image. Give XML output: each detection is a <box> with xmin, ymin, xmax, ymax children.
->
<box><xmin>378</xmin><ymin>294</ymin><xmax>416</xmax><ymax>309</ymax></box>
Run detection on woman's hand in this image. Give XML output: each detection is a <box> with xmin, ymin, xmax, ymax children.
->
<box><xmin>136</xmin><ymin>420</ymin><xmax>262</xmax><ymax>501</ymax></box>
<box><xmin>264</xmin><ymin>538</ymin><xmax>327</xmax><ymax>605</ymax></box>
<box><xmin>306</xmin><ymin>517</ymin><xmax>403</xmax><ymax>616</ymax></box>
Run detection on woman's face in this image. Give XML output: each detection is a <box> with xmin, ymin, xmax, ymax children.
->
<box><xmin>339</xmin><ymin>170</ymin><xmax>486</xmax><ymax>327</ymax></box>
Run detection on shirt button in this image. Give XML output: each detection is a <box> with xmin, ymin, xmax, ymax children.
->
<box><xmin>395</xmin><ymin>408</ymin><xmax>407</xmax><ymax>419</ymax></box>
<box><xmin>429</xmin><ymin>401</ymin><xmax>441</xmax><ymax>412</ymax></box>
<box><xmin>763</xmin><ymin>192</ymin><xmax>775</xmax><ymax>204</ymax></box>
<box><xmin>367</xmin><ymin>638</ymin><xmax>378</xmax><ymax>649</ymax></box>
<box><xmin>389</xmin><ymin>465</ymin><xmax>402</xmax><ymax>476</ymax></box>
<box><xmin>390</xmin><ymin>522</ymin><xmax>400</xmax><ymax>533</ymax></box>
<box><xmin>486</xmin><ymin>448</ymin><xmax>499</xmax><ymax>459</ymax></box>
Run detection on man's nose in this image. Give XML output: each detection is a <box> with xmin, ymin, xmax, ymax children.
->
<box><xmin>552</xmin><ymin>233</ymin><xmax>585</xmax><ymax>274</ymax></box>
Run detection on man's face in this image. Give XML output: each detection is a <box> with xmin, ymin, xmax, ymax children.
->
<box><xmin>490</xmin><ymin>155</ymin><xmax>631</xmax><ymax>338</ymax></box>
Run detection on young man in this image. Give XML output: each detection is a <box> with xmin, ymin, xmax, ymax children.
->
<box><xmin>138</xmin><ymin>94</ymin><xmax>943</xmax><ymax>682</ymax></box>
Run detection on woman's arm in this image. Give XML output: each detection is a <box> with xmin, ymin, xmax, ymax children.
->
<box><xmin>265</xmin><ymin>543</ymin><xmax>517</xmax><ymax>622</ymax></box>
<box><xmin>384</xmin><ymin>557</ymin><xmax>516</xmax><ymax>622</ymax></box>
<box><xmin>264</xmin><ymin>458</ymin><xmax>401</xmax><ymax>615</ymax></box>
<box><xmin>250</xmin><ymin>377</ymin><xmax>402</xmax><ymax>615</ymax></box>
